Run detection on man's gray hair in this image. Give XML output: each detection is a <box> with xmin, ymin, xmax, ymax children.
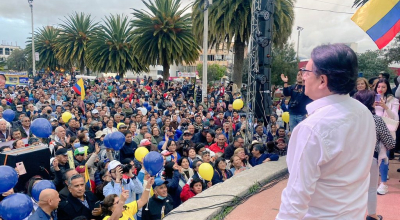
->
<box><xmin>67</xmin><ymin>174</ymin><xmax>84</xmax><ymax>186</ymax></box>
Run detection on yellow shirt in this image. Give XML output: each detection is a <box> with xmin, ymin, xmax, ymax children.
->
<box><xmin>103</xmin><ymin>201</ymin><xmax>138</xmax><ymax>220</ymax></box>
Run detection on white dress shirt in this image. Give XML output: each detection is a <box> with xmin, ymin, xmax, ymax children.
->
<box><xmin>277</xmin><ymin>94</ymin><xmax>376</xmax><ymax>220</ymax></box>
<box><xmin>103</xmin><ymin>127</ymin><xmax>118</xmax><ymax>135</ymax></box>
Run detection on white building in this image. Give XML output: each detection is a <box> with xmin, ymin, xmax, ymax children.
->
<box><xmin>99</xmin><ymin>64</ymin><xmax>179</xmax><ymax>79</ymax></box>
<box><xmin>0</xmin><ymin>43</ymin><xmax>21</xmax><ymax>61</ymax></box>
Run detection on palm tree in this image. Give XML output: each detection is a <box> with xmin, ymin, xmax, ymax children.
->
<box><xmin>87</xmin><ymin>14</ymin><xmax>149</xmax><ymax>78</ymax></box>
<box><xmin>26</xmin><ymin>26</ymin><xmax>60</xmax><ymax>72</ymax></box>
<box><xmin>352</xmin><ymin>0</ymin><xmax>369</xmax><ymax>7</ymax></box>
<box><xmin>56</xmin><ymin>12</ymin><xmax>99</xmax><ymax>75</ymax></box>
<box><xmin>130</xmin><ymin>0</ymin><xmax>200</xmax><ymax>80</ymax></box>
<box><xmin>192</xmin><ymin>0</ymin><xmax>295</xmax><ymax>88</ymax></box>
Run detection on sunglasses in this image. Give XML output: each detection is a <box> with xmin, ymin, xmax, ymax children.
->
<box><xmin>76</xmin><ymin>154</ymin><xmax>84</xmax><ymax>156</ymax></box>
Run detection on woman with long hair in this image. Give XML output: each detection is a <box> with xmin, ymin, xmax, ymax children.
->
<box><xmin>374</xmin><ymin>78</ymin><xmax>399</xmax><ymax>195</ymax></box>
<box><xmin>211</xmin><ymin>157</ymin><xmax>233</xmax><ymax>185</ymax></box>
<box><xmin>356</xmin><ymin>77</ymin><xmax>369</xmax><ymax>92</ymax></box>
<box><xmin>354</xmin><ymin>90</ymin><xmax>395</xmax><ymax>220</ymax></box>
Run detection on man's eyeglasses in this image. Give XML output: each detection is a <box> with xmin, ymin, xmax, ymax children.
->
<box><xmin>299</xmin><ymin>68</ymin><xmax>313</xmax><ymax>73</ymax></box>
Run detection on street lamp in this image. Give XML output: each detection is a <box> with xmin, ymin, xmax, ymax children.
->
<box><xmin>296</xmin><ymin>26</ymin><xmax>304</xmax><ymax>61</ymax></box>
<box><xmin>28</xmin><ymin>0</ymin><xmax>35</xmax><ymax>76</ymax></box>
<box><xmin>202</xmin><ymin>0</ymin><xmax>212</xmax><ymax>100</ymax></box>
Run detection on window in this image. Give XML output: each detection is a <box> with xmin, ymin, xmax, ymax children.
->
<box><xmin>0</xmin><ymin>48</ymin><xmax>3</xmax><ymax>55</ymax></box>
<box><xmin>5</xmin><ymin>48</ymin><xmax>10</xmax><ymax>55</ymax></box>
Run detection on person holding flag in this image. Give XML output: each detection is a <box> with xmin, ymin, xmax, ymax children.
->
<box><xmin>73</xmin><ymin>78</ymin><xmax>86</xmax><ymax>100</ymax></box>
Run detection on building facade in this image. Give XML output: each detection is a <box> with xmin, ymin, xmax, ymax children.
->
<box><xmin>0</xmin><ymin>43</ymin><xmax>21</xmax><ymax>61</ymax></box>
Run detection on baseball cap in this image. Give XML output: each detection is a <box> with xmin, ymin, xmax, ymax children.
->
<box><xmin>55</xmin><ymin>148</ymin><xmax>68</xmax><ymax>156</ymax></box>
<box><xmin>74</xmin><ymin>147</ymin><xmax>85</xmax><ymax>156</ymax></box>
<box><xmin>108</xmin><ymin>160</ymin><xmax>121</xmax><ymax>172</ymax></box>
<box><xmin>117</xmin><ymin>123</ymin><xmax>127</xmax><ymax>129</ymax></box>
<box><xmin>152</xmin><ymin>177</ymin><xmax>169</xmax><ymax>189</ymax></box>
<box><xmin>95</xmin><ymin>131</ymin><xmax>105</xmax><ymax>139</ymax></box>
<box><xmin>92</xmin><ymin>109</ymin><xmax>99</xmax><ymax>114</ymax></box>
<box><xmin>140</xmin><ymin>139</ymin><xmax>152</xmax><ymax>146</ymax></box>
<box><xmin>161</xmin><ymin>150</ymin><xmax>172</xmax><ymax>156</ymax></box>
<box><xmin>202</xmin><ymin>126</ymin><xmax>210</xmax><ymax>132</ymax></box>
<box><xmin>276</xmin><ymin>138</ymin><xmax>286</xmax><ymax>143</ymax></box>
<box><xmin>75</xmin><ymin>165</ymin><xmax>86</xmax><ymax>174</ymax></box>
<box><xmin>183</xmin><ymin>130</ymin><xmax>191</xmax><ymax>135</ymax></box>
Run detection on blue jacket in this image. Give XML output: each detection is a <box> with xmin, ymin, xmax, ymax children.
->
<box><xmin>249</xmin><ymin>153</ymin><xmax>279</xmax><ymax>167</ymax></box>
<box><xmin>211</xmin><ymin>169</ymin><xmax>233</xmax><ymax>185</ymax></box>
<box><xmin>165</xmin><ymin>170</ymin><xmax>182</xmax><ymax>209</ymax></box>
<box><xmin>28</xmin><ymin>207</ymin><xmax>57</xmax><ymax>220</ymax></box>
<box><xmin>103</xmin><ymin>178</ymin><xmax>144</xmax><ymax>204</ymax></box>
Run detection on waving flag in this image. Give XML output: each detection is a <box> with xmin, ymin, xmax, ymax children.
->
<box><xmin>73</xmin><ymin>78</ymin><xmax>85</xmax><ymax>100</ymax></box>
<box><xmin>84</xmin><ymin>164</ymin><xmax>92</xmax><ymax>190</ymax></box>
<box><xmin>351</xmin><ymin>0</ymin><xmax>400</xmax><ymax>49</ymax></box>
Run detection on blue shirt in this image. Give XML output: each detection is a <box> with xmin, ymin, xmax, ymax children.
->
<box><xmin>28</xmin><ymin>207</ymin><xmax>57</xmax><ymax>220</ymax></box>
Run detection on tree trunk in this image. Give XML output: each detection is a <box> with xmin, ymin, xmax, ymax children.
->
<box><xmin>233</xmin><ymin>40</ymin><xmax>245</xmax><ymax>89</ymax></box>
<box><xmin>119</xmin><ymin>71</ymin><xmax>124</xmax><ymax>80</ymax></box>
<box><xmin>162</xmin><ymin>60</ymin><xmax>170</xmax><ymax>81</ymax></box>
<box><xmin>80</xmin><ymin>58</ymin><xmax>85</xmax><ymax>75</ymax></box>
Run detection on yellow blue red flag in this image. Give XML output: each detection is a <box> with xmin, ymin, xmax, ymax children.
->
<box><xmin>351</xmin><ymin>0</ymin><xmax>400</xmax><ymax>49</ymax></box>
<box><xmin>73</xmin><ymin>78</ymin><xmax>85</xmax><ymax>100</ymax></box>
<box><xmin>84</xmin><ymin>164</ymin><xmax>91</xmax><ymax>190</ymax></box>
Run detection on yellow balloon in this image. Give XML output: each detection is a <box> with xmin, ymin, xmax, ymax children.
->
<box><xmin>135</xmin><ymin>147</ymin><xmax>149</xmax><ymax>162</ymax></box>
<box><xmin>62</xmin><ymin>112</ymin><xmax>72</xmax><ymax>123</ymax></box>
<box><xmin>233</xmin><ymin>99</ymin><xmax>244</xmax><ymax>110</ymax></box>
<box><xmin>198</xmin><ymin>163</ymin><xmax>214</xmax><ymax>181</ymax></box>
<box><xmin>282</xmin><ymin>112</ymin><xmax>290</xmax><ymax>123</ymax></box>
<box><xmin>117</xmin><ymin>123</ymin><xmax>125</xmax><ymax>130</ymax></box>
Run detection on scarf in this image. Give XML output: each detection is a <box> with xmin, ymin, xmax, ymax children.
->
<box><xmin>181</xmin><ymin>167</ymin><xmax>194</xmax><ymax>182</ymax></box>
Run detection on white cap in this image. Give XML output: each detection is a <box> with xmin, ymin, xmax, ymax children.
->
<box><xmin>108</xmin><ymin>160</ymin><xmax>121</xmax><ymax>172</ymax></box>
<box><xmin>92</xmin><ymin>109</ymin><xmax>99</xmax><ymax>114</ymax></box>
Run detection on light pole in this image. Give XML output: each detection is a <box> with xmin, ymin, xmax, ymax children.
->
<box><xmin>202</xmin><ymin>0</ymin><xmax>212</xmax><ymax>100</ymax></box>
<box><xmin>28</xmin><ymin>0</ymin><xmax>35</xmax><ymax>76</ymax></box>
<box><xmin>296</xmin><ymin>26</ymin><xmax>304</xmax><ymax>61</ymax></box>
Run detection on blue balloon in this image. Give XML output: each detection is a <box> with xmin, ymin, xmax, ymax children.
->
<box><xmin>143</xmin><ymin>152</ymin><xmax>164</xmax><ymax>176</ymax></box>
<box><xmin>146</xmin><ymin>105</ymin><xmax>152</xmax><ymax>111</ymax></box>
<box><xmin>0</xmin><ymin>193</ymin><xmax>33</xmax><ymax>220</ymax></box>
<box><xmin>105</xmin><ymin>131</ymin><xmax>125</xmax><ymax>151</ymax></box>
<box><xmin>175</xmin><ymin>129</ymin><xmax>183</xmax><ymax>139</ymax></box>
<box><xmin>143</xmin><ymin>102</ymin><xmax>149</xmax><ymax>108</ymax></box>
<box><xmin>31</xmin><ymin>180</ymin><xmax>56</xmax><ymax>202</ymax></box>
<box><xmin>2</xmin><ymin>109</ymin><xmax>15</xmax><ymax>122</ymax></box>
<box><xmin>158</xmin><ymin>141</ymin><xmax>165</xmax><ymax>151</ymax></box>
<box><xmin>0</xmin><ymin>166</ymin><xmax>18</xmax><ymax>194</ymax></box>
<box><xmin>103</xmin><ymin>133</ymin><xmax>111</xmax><ymax>148</ymax></box>
<box><xmin>31</xmin><ymin>118</ymin><xmax>52</xmax><ymax>138</ymax></box>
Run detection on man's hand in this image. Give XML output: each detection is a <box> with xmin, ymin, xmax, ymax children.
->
<box><xmin>92</xmin><ymin>206</ymin><xmax>102</xmax><ymax>216</ymax></box>
<box><xmin>53</xmin><ymin>158</ymin><xmax>60</xmax><ymax>171</ymax></box>
<box><xmin>120</xmin><ymin>189</ymin><xmax>130</xmax><ymax>203</ymax></box>
<box><xmin>146</xmin><ymin>177</ymin><xmax>155</xmax><ymax>189</ymax></box>
<box><xmin>263</xmin><ymin>158</ymin><xmax>271</xmax><ymax>163</ymax></box>
<box><xmin>280</xmin><ymin>74</ymin><xmax>288</xmax><ymax>83</ymax></box>
<box><xmin>115</xmin><ymin>166</ymin><xmax>123</xmax><ymax>183</ymax></box>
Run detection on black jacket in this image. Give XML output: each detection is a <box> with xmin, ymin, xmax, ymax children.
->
<box><xmin>120</xmin><ymin>141</ymin><xmax>138</xmax><ymax>161</ymax></box>
<box><xmin>57</xmin><ymin>191</ymin><xmax>100</xmax><ymax>220</ymax></box>
<box><xmin>141</xmin><ymin>195</ymin><xmax>174</xmax><ymax>220</ymax></box>
<box><xmin>192</xmin><ymin>132</ymin><xmax>207</xmax><ymax>145</ymax></box>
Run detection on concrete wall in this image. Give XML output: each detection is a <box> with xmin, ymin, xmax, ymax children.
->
<box><xmin>164</xmin><ymin>157</ymin><xmax>288</xmax><ymax>220</ymax></box>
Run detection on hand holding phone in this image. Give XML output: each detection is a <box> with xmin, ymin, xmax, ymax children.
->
<box><xmin>16</xmin><ymin>162</ymin><xmax>27</xmax><ymax>175</ymax></box>
<box><xmin>375</xmin><ymin>94</ymin><xmax>381</xmax><ymax>102</ymax></box>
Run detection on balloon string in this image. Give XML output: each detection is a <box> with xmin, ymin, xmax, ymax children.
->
<box><xmin>145</xmin><ymin>189</ymin><xmax>151</xmax><ymax>211</ymax></box>
<box><xmin>3</xmin><ymin>154</ymin><xmax>8</xmax><ymax>165</ymax></box>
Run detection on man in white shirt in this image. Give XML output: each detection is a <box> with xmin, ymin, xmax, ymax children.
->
<box><xmin>277</xmin><ymin>44</ymin><xmax>376</xmax><ymax>220</ymax></box>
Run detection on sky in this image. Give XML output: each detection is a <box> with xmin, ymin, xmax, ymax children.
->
<box><xmin>0</xmin><ymin>0</ymin><xmax>383</xmax><ymax>59</ymax></box>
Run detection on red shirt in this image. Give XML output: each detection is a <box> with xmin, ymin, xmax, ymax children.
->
<box><xmin>208</xmin><ymin>142</ymin><xmax>228</xmax><ymax>154</ymax></box>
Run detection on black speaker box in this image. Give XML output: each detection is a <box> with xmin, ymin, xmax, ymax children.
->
<box><xmin>0</xmin><ymin>146</ymin><xmax>51</xmax><ymax>192</ymax></box>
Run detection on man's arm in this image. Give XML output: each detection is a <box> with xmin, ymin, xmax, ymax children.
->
<box><xmin>276</xmin><ymin>125</ymin><xmax>322</xmax><ymax>219</ymax></box>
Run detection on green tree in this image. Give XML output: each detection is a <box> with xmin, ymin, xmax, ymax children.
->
<box><xmin>357</xmin><ymin>50</ymin><xmax>393</xmax><ymax>79</ymax></box>
<box><xmin>0</xmin><ymin>60</ymin><xmax>6</xmax><ymax>71</ymax></box>
<box><xmin>87</xmin><ymin>14</ymin><xmax>149</xmax><ymax>79</ymax></box>
<box><xmin>130</xmin><ymin>0</ymin><xmax>200</xmax><ymax>80</ymax></box>
<box><xmin>271</xmin><ymin>43</ymin><xmax>298</xmax><ymax>86</ymax></box>
<box><xmin>56</xmin><ymin>12</ymin><xmax>99</xmax><ymax>75</ymax></box>
<box><xmin>26</xmin><ymin>26</ymin><xmax>61</xmax><ymax>72</ymax></box>
<box><xmin>6</xmin><ymin>49</ymin><xmax>28</xmax><ymax>71</ymax></box>
<box><xmin>196</xmin><ymin>63</ymin><xmax>226</xmax><ymax>83</ymax></box>
<box><xmin>385</xmin><ymin>35</ymin><xmax>400</xmax><ymax>64</ymax></box>
<box><xmin>242</xmin><ymin>43</ymin><xmax>297</xmax><ymax>86</ymax></box>
<box><xmin>192</xmin><ymin>0</ymin><xmax>295</xmax><ymax>88</ymax></box>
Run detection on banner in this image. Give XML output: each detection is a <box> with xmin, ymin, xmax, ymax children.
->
<box><xmin>0</xmin><ymin>72</ymin><xmax>29</xmax><ymax>87</ymax></box>
<box><xmin>176</xmin><ymin>71</ymin><xmax>196</xmax><ymax>77</ymax></box>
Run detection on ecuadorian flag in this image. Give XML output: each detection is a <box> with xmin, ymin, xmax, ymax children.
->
<box><xmin>351</xmin><ymin>0</ymin><xmax>400</xmax><ymax>49</ymax></box>
<box><xmin>73</xmin><ymin>78</ymin><xmax>86</xmax><ymax>100</ymax></box>
<box><xmin>84</xmin><ymin>164</ymin><xmax>92</xmax><ymax>190</ymax></box>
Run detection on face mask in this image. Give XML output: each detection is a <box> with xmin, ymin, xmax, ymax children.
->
<box><xmin>85</xmin><ymin>133</ymin><xmax>89</xmax><ymax>139</ymax></box>
<box><xmin>219</xmin><ymin>100</ymin><xmax>222</xmax><ymax>103</ymax></box>
<box><xmin>166</xmin><ymin>156</ymin><xmax>172</xmax><ymax>162</ymax></box>
<box><xmin>157</xmin><ymin>195</ymin><xmax>167</xmax><ymax>200</ymax></box>
<box><xmin>73</xmin><ymin>142</ymin><xmax>80</xmax><ymax>148</ymax></box>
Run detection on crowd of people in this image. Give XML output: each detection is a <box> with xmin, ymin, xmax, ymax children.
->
<box><xmin>0</xmin><ymin>73</ymin><xmax>291</xmax><ymax>220</ymax></box>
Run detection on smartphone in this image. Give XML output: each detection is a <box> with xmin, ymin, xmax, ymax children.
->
<box><xmin>16</xmin><ymin>162</ymin><xmax>27</xmax><ymax>175</ymax></box>
<box><xmin>375</xmin><ymin>94</ymin><xmax>381</xmax><ymax>102</ymax></box>
<box><xmin>94</xmin><ymin>201</ymin><xmax>102</xmax><ymax>208</ymax></box>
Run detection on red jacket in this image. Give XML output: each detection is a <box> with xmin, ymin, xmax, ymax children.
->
<box><xmin>180</xmin><ymin>184</ymin><xmax>196</xmax><ymax>203</ymax></box>
<box><xmin>208</xmin><ymin>142</ymin><xmax>228</xmax><ymax>154</ymax></box>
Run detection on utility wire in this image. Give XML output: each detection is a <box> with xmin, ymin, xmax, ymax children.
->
<box><xmin>294</xmin><ymin>6</ymin><xmax>355</xmax><ymax>15</ymax></box>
